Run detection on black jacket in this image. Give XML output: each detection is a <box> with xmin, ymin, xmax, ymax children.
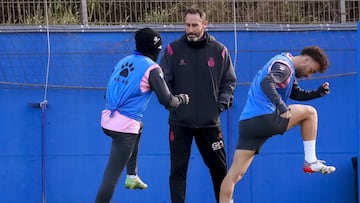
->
<box><xmin>159</xmin><ymin>32</ymin><xmax>236</xmax><ymax>128</ymax></box>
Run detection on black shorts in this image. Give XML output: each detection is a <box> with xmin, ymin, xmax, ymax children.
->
<box><xmin>236</xmin><ymin>109</ymin><xmax>289</xmax><ymax>154</ymax></box>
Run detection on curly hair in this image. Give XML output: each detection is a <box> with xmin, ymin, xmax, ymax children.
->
<box><xmin>301</xmin><ymin>46</ymin><xmax>330</xmax><ymax>72</ymax></box>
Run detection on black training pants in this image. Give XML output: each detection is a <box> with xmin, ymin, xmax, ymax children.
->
<box><xmin>95</xmin><ymin>129</ymin><xmax>141</xmax><ymax>203</ymax></box>
<box><xmin>169</xmin><ymin>125</ymin><xmax>227</xmax><ymax>203</ymax></box>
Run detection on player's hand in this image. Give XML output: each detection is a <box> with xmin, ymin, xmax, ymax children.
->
<box><xmin>317</xmin><ymin>82</ymin><xmax>330</xmax><ymax>96</ymax></box>
<box><xmin>280</xmin><ymin>109</ymin><xmax>291</xmax><ymax>119</ymax></box>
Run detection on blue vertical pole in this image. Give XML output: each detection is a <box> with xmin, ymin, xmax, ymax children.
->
<box><xmin>357</xmin><ymin>21</ymin><xmax>360</xmax><ymax>203</ymax></box>
<box><xmin>40</xmin><ymin>101</ymin><xmax>48</xmax><ymax>203</ymax></box>
<box><xmin>29</xmin><ymin>100</ymin><xmax>48</xmax><ymax>203</ymax></box>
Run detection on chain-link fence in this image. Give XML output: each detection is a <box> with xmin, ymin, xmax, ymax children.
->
<box><xmin>0</xmin><ymin>0</ymin><xmax>359</xmax><ymax>25</ymax></box>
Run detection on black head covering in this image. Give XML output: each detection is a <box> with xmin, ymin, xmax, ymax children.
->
<box><xmin>135</xmin><ymin>28</ymin><xmax>162</xmax><ymax>61</ymax></box>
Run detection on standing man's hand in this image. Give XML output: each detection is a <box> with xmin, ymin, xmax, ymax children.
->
<box><xmin>177</xmin><ymin>94</ymin><xmax>190</xmax><ymax>104</ymax></box>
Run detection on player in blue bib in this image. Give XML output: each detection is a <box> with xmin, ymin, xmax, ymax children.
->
<box><xmin>220</xmin><ymin>46</ymin><xmax>336</xmax><ymax>203</ymax></box>
<box><xmin>95</xmin><ymin>28</ymin><xmax>189</xmax><ymax>203</ymax></box>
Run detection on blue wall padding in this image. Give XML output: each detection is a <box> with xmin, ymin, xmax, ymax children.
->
<box><xmin>0</xmin><ymin>29</ymin><xmax>357</xmax><ymax>203</ymax></box>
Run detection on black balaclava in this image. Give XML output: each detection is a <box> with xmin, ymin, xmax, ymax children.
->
<box><xmin>135</xmin><ymin>28</ymin><xmax>162</xmax><ymax>61</ymax></box>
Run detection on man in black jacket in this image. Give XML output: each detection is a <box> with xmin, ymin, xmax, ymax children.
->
<box><xmin>160</xmin><ymin>7</ymin><xmax>236</xmax><ymax>203</ymax></box>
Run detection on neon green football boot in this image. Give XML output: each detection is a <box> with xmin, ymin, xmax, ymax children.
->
<box><xmin>125</xmin><ymin>175</ymin><xmax>148</xmax><ymax>189</ymax></box>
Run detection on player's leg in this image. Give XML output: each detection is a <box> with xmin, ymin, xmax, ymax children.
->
<box><xmin>125</xmin><ymin>131</ymin><xmax>148</xmax><ymax>189</ymax></box>
<box><xmin>95</xmin><ymin>129</ymin><xmax>137</xmax><ymax>203</ymax></box>
<box><xmin>219</xmin><ymin>117</ymin><xmax>268</xmax><ymax>203</ymax></box>
<box><xmin>219</xmin><ymin>149</ymin><xmax>255</xmax><ymax>203</ymax></box>
<box><xmin>286</xmin><ymin>104</ymin><xmax>318</xmax><ymax>140</ymax></box>
<box><xmin>127</xmin><ymin>125</ymin><xmax>142</xmax><ymax>175</ymax></box>
<box><xmin>287</xmin><ymin>104</ymin><xmax>335</xmax><ymax>174</ymax></box>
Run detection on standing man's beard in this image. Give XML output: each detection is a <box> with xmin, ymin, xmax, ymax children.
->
<box><xmin>186</xmin><ymin>32</ymin><xmax>203</xmax><ymax>42</ymax></box>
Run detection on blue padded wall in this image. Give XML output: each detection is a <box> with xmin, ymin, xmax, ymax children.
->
<box><xmin>0</xmin><ymin>27</ymin><xmax>357</xmax><ymax>203</ymax></box>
